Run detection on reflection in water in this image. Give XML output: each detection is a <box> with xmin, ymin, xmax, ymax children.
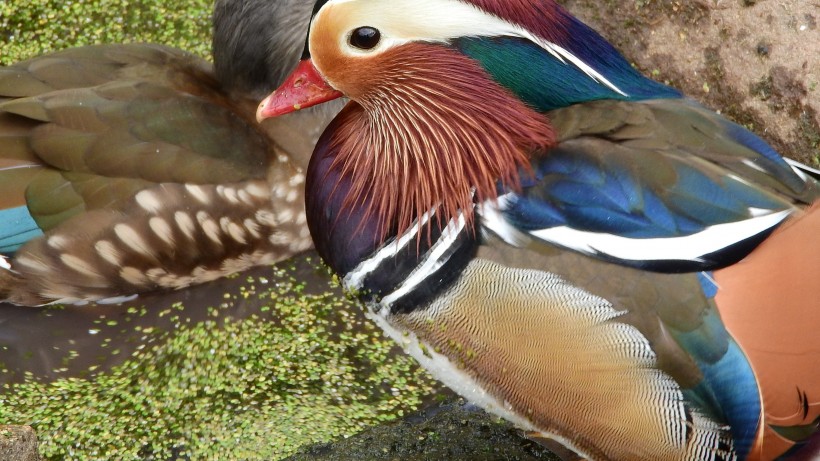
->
<box><xmin>0</xmin><ymin>252</ymin><xmax>443</xmax><ymax>459</ymax></box>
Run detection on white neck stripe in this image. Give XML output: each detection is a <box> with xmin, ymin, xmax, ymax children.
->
<box><xmin>379</xmin><ymin>212</ymin><xmax>467</xmax><ymax>308</ymax></box>
<box><xmin>343</xmin><ymin>208</ymin><xmax>436</xmax><ymax>291</ymax></box>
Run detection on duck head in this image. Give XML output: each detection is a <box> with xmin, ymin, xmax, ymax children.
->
<box><xmin>214</xmin><ymin>0</ymin><xmax>314</xmax><ymax>99</ymax></box>
<box><xmin>256</xmin><ymin>0</ymin><xmax>580</xmax><ymax>242</ymax></box>
<box><xmin>216</xmin><ymin>0</ymin><xmax>346</xmax><ymax>170</ymax></box>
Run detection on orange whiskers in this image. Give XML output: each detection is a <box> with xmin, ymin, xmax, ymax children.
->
<box><xmin>324</xmin><ymin>43</ymin><xmax>555</xmax><ymax>244</ymax></box>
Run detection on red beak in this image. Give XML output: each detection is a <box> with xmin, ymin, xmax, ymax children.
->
<box><xmin>256</xmin><ymin>59</ymin><xmax>344</xmax><ymax>122</ymax></box>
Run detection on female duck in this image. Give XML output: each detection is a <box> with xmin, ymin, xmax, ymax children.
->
<box><xmin>0</xmin><ymin>0</ymin><xmax>339</xmax><ymax>305</ymax></box>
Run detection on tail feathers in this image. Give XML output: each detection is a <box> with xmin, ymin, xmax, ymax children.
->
<box><xmin>714</xmin><ymin>202</ymin><xmax>820</xmax><ymax>459</ymax></box>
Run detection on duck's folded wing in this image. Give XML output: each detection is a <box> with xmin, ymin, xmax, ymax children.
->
<box><xmin>492</xmin><ymin>98</ymin><xmax>818</xmax><ymax>272</ymax></box>
<box><xmin>0</xmin><ymin>44</ymin><xmax>273</xmax><ymax>253</ymax></box>
<box><xmin>0</xmin><ymin>45</ymin><xmax>310</xmax><ymax>304</ymax></box>
<box><xmin>0</xmin><ymin>44</ymin><xmax>214</xmax><ymax>99</ymax></box>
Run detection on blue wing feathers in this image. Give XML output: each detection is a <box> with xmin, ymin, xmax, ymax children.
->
<box><xmin>503</xmin><ymin>196</ymin><xmax>566</xmax><ymax>230</ymax></box>
<box><xmin>696</xmin><ymin>272</ymin><xmax>718</xmax><ymax>298</ymax></box>
<box><xmin>723</xmin><ymin>176</ymin><xmax>797</xmax><ymax>211</ymax></box>
<box><xmin>671</xmin><ymin>306</ymin><xmax>760</xmax><ymax>461</ymax></box>
<box><xmin>639</xmin><ymin>190</ymin><xmax>681</xmax><ymax>235</ymax></box>
<box><xmin>664</xmin><ymin>166</ymin><xmax>753</xmax><ymax>223</ymax></box>
<box><xmin>721</xmin><ymin>119</ymin><xmax>806</xmax><ymax>191</ymax></box>
<box><xmin>506</xmin><ymin>150</ymin><xmax>780</xmax><ymax>238</ymax></box>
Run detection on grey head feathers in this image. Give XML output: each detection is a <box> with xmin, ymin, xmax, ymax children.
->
<box><xmin>213</xmin><ymin>0</ymin><xmax>313</xmax><ymax>99</ymax></box>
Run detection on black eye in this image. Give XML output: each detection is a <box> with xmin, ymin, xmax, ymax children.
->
<box><xmin>349</xmin><ymin>27</ymin><xmax>381</xmax><ymax>50</ymax></box>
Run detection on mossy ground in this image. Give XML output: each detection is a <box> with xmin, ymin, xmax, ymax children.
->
<box><xmin>0</xmin><ymin>2</ymin><xmax>440</xmax><ymax>460</ymax></box>
<box><xmin>0</xmin><ymin>0</ymin><xmax>212</xmax><ymax>65</ymax></box>
<box><xmin>561</xmin><ymin>0</ymin><xmax>820</xmax><ymax>167</ymax></box>
<box><xmin>287</xmin><ymin>400</ymin><xmax>559</xmax><ymax>461</ymax></box>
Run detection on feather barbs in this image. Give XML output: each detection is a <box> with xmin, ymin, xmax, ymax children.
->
<box><xmin>320</xmin><ymin>44</ymin><xmax>555</xmax><ymax>242</ymax></box>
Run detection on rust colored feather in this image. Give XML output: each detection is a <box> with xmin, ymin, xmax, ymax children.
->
<box><xmin>714</xmin><ymin>203</ymin><xmax>820</xmax><ymax>460</ymax></box>
<box><xmin>323</xmin><ymin>44</ymin><xmax>555</xmax><ymax>242</ymax></box>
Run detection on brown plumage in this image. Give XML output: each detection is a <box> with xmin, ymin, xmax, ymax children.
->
<box><xmin>0</xmin><ymin>0</ymin><xmax>340</xmax><ymax>305</ymax></box>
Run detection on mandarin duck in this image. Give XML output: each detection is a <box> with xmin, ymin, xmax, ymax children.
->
<box><xmin>0</xmin><ymin>0</ymin><xmax>343</xmax><ymax>306</ymax></box>
<box><xmin>256</xmin><ymin>0</ymin><xmax>820</xmax><ymax>459</ymax></box>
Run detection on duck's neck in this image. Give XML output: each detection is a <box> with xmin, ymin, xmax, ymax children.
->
<box><xmin>305</xmin><ymin>119</ymin><xmax>479</xmax><ymax>311</ymax></box>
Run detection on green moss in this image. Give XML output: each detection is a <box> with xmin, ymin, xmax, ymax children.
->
<box><xmin>1</xmin><ymin>262</ymin><xmax>439</xmax><ymax>460</ymax></box>
<box><xmin>0</xmin><ymin>0</ymin><xmax>212</xmax><ymax>65</ymax></box>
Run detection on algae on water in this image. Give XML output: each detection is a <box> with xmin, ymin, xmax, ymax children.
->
<box><xmin>0</xmin><ymin>2</ymin><xmax>441</xmax><ymax>459</ymax></box>
<box><xmin>1</xmin><ymin>259</ymin><xmax>440</xmax><ymax>460</ymax></box>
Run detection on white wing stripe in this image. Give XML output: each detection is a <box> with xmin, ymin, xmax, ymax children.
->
<box><xmin>528</xmin><ymin>209</ymin><xmax>792</xmax><ymax>263</ymax></box>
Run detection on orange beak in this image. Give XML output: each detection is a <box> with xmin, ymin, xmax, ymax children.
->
<box><xmin>256</xmin><ymin>59</ymin><xmax>343</xmax><ymax>122</ymax></box>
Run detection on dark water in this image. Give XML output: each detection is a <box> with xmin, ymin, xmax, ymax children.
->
<box><xmin>0</xmin><ymin>251</ymin><xmax>451</xmax><ymax>460</ymax></box>
<box><xmin>0</xmin><ymin>252</ymin><xmax>346</xmax><ymax>386</ymax></box>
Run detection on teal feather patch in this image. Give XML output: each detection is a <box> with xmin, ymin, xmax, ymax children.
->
<box><xmin>0</xmin><ymin>205</ymin><xmax>44</xmax><ymax>255</ymax></box>
<box><xmin>455</xmin><ymin>37</ymin><xmax>680</xmax><ymax>111</ymax></box>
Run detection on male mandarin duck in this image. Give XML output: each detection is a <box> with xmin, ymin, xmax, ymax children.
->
<box><xmin>256</xmin><ymin>0</ymin><xmax>820</xmax><ymax>459</ymax></box>
<box><xmin>0</xmin><ymin>0</ymin><xmax>342</xmax><ymax>306</ymax></box>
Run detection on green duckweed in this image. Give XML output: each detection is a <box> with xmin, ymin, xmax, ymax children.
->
<box><xmin>1</xmin><ymin>262</ymin><xmax>440</xmax><ymax>460</ymax></box>
<box><xmin>1</xmin><ymin>0</ymin><xmax>212</xmax><ymax>65</ymax></box>
<box><xmin>0</xmin><ymin>2</ymin><xmax>441</xmax><ymax>459</ymax></box>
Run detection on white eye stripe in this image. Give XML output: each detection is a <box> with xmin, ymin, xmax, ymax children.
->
<box><xmin>316</xmin><ymin>0</ymin><xmax>520</xmax><ymax>56</ymax></box>
<box><xmin>316</xmin><ymin>0</ymin><xmax>626</xmax><ymax>95</ymax></box>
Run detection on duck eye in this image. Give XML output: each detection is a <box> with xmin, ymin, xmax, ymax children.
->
<box><xmin>349</xmin><ymin>27</ymin><xmax>381</xmax><ymax>50</ymax></box>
